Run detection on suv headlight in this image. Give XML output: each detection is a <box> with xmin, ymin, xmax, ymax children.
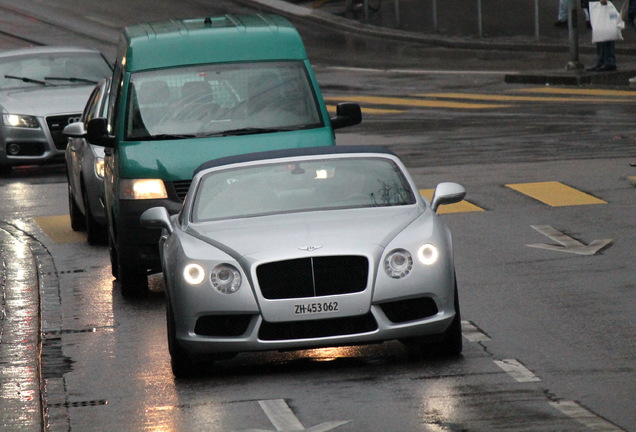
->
<box><xmin>3</xmin><ymin>114</ymin><xmax>39</xmax><ymax>128</ymax></box>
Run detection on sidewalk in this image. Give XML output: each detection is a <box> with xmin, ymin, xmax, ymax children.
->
<box><xmin>238</xmin><ymin>0</ymin><xmax>636</xmax><ymax>86</ymax></box>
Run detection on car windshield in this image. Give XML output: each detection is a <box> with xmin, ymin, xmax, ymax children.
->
<box><xmin>124</xmin><ymin>61</ymin><xmax>324</xmax><ymax>141</ymax></box>
<box><xmin>192</xmin><ymin>157</ymin><xmax>416</xmax><ymax>222</ymax></box>
<box><xmin>0</xmin><ymin>52</ymin><xmax>112</xmax><ymax>90</ymax></box>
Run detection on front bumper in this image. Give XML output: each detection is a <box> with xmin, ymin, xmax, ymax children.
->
<box><xmin>1</xmin><ymin>114</ymin><xmax>79</xmax><ymax>166</ymax></box>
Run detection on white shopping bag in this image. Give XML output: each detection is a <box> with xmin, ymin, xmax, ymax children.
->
<box><xmin>590</xmin><ymin>1</ymin><xmax>624</xmax><ymax>43</ymax></box>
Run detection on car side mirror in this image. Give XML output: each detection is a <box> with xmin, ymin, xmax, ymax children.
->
<box><xmin>140</xmin><ymin>207</ymin><xmax>174</xmax><ymax>234</ymax></box>
<box><xmin>330</xmin><ymin>102</ymin><xmax>362</xmax><ymax>130</ymax></box>
<box><xmin>431</xmin><ymin>182</ymin><xmax>466</xmax><ymax>212</ymax></box>
<box><xmin>86</xmin><ymin>117</ymin><xmax>114</xmax><ymax>148</ymax></box>
<box><xmin>62</xmin><ymin>121</ymin><xmax>86</xmax><ymax>138</ymax></box>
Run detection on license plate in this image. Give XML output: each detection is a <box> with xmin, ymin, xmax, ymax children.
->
<box><xmin>294</xmin><ymin>301</ymin><xmax>339</xmax><ymax>315</ymax></box>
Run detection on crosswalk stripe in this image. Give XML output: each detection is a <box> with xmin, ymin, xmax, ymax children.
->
<box><xmin>517</xmin><ymin>87</ymin><xmax>636</xmax><ymax>97</ymax></box>
<box><xmin>506</xmin><ymin>181</ymin><xmax>607</xmax><ymax>206</ymax></box>
<box><xmin>415</xmin><ymin>92</ymin><xmax>635</xmax><ymax>103</ymax></box>
<box><xmin>325</xmin><ymin>95</ymin><xmax>509</xmax><ymax>109</ymax></box>
<box><xmin>419</xmin><ymin>189</ymin><xmax>485</xmax><ymax>214</ymax></box>
<box><xmin>34</xmin><ymin>215</ymin><xmax>85</xmax><ymax>243</ymax></box>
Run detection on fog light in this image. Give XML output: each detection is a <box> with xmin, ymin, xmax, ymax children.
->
<box><xmin>7</xmin><ymin>143</ymin><xmax>20</xmax><ymax>155</ymax></box>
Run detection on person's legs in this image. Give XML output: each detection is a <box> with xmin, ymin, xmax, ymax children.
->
<box><xmin>556</xmin><ymin>0</ymin><xmax>569</xmax><ymax>24</ymax></box>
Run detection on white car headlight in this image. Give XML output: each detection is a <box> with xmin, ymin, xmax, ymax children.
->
<box><xmin>384</xmin><ymin>249</ymin><xmax>413</xmax><ymax>279</ymax></box>
<box><xmin>418</xmin><ymin>244</ymin><xmax>439</xmax><ymax>265</ymax></box>
<box><xmin>120</xmin><ymin>179</ymin><xmax>168</xmax><ymax>199</ymax></box>
<box><xmin>3</xmin><ymin>114</ymin><xmax>39</xmax><ymax>128</ymax></box>
<box><xmin>211</xmin><ymin>264</ymin><xmax>242</xmax><ymax>294</ymax></box>
<box><xmin>183</xmin><ymin>263</ymin><xmax>205</xmax><ymax>285</ymax></box>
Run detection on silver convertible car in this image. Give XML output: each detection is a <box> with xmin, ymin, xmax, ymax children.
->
<box><xmin>0</xmin><ymin>46</ymin><xmax>112</xmax><ymax>173</ymax></box>
<box><xmin>141</xmin><ymin>146</ymin><xmax>466</xmax><ymax>377</ymax></box>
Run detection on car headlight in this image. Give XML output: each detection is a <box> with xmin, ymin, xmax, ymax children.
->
<box><xmin>384</xmin><ymin>249</ymin><xmax>413</xmax><ymax>279</ymax></box>
<box><xmin>210</xmin><ymin>264</ymin><xmax>241</xmax><ymax>294</ymax></box>
<box><xmin>183</xmin><ymin>263</ymin><xmax>205</xmax><ymax>285</ymax></box>
<box><xmin>2</xmin><ymin>114</ymin><xmax>39</xmax><ymax>128</ymax></box>
<box><xmin>94</xmin><ymin>157</ymin><xmax>105</xmax><ymax>179</ymax></box>
<box><xmin>417</xmin><ymin>244</ymin><xmax>439</xmax><ymax>265</ymax></box>
<box><xmin>120</xmin><ymin>179</ymin><xmax>168</xmax><ymax>199</ymax></box>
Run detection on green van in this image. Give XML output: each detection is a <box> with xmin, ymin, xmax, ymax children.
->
<box><xmin>84</xmin><ymin>14</ymin><xmax>361</xmax><ymax>296</ymax></box>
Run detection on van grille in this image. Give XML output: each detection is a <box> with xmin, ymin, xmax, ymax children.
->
<box><xmin>170</xmin><ymin>180</ymin><xmax>191</xmax><ymax>201</ymax></box>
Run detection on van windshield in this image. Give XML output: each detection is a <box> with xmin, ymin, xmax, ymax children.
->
<box><xmin>125</xmin><ymin>61</ymin><xmax>324</xmax><ymax>141</ymax></box>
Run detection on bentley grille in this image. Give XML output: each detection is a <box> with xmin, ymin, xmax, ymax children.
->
<box><xmin>257</xmin><ymin>255</ymin><xmax>369</xmax><ymax>300</ymax></box>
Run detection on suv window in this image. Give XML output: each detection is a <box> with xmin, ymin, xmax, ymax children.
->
<box><xmin>124</xmin><ymin>61</ymin><xmax>323</xmax><ymax>141</ymax></box>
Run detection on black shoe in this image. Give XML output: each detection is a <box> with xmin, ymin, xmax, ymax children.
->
<box><xmin>596</xmin><ymin>64</ymin><xmax>617</xmax><ymax>72</ymax></box>
<box><xmin>554</xmin><ymin>20</ymin><xmax>568</xmax><ymax>27</ymax></box>
<box><xmin>586</xmin><ymin>65</ymin><xmax>600</xmax><ymax>72</ymax></box>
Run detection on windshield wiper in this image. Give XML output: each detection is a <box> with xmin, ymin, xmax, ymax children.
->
<box><xmin>136</xmin><ymin>133</ymin><xmax>197</xmax><ymax>141</ymax></box>
<box><xmin>199</xmin><ymin>127</ymin><xmax>305</xmax><ymax>137</ymax></box>
<box><xmin>4</xmin><ymin>75</ymin><xmax>47</xmax><ymax>86</ymax></box>
<box><xmin>45</xmin><ymin>76</ymin><xmax>98</xmax><ymax>84</ymax></box>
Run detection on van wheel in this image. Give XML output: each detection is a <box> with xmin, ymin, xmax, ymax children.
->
<box><xmin>68</xmin><ymin>184</ymin><xmax>85</xmax><ymax>231</ymax></box>
<box><xmin>117</xmin><ymin>258</ymin><xmax>149</xmax><ymax>297</ymax></box>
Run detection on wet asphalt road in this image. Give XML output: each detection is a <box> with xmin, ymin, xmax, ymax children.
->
<box><xmin>1</xmin><ymin>0</ymin><xmax>635</xmax><ymax>431</ymax></box>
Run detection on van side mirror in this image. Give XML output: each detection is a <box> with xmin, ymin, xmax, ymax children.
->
<box><xmin>431</xmin><ymin>182</ymin><xmax>466</xmax><ymax>212</ymax></box>
<box><xmin>330</xmin><ymin>102</ymin><xmax>362</xmax><ymax>130</ymax></box>
<box><xmin>86</xmin><ymin>117</ymin><xmax>114</xmax><ymax>148</ymax></box>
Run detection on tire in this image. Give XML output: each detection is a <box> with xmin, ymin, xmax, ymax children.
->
<box><xmin>0</xmin><ymin>164</ymin><xmax>11</xmax><ymax>175</ymax></box>
<box><xmin>167</xmin><ymin>302</ymin><xmax>199</xmax><ymax>378</ymax></box>
<box><xmin>111</xmin><ymin>235</ymin><xmax>149</xmax><ymax>297</ymax></box>
<box><xmin>82</xmin><ymin>186</ymin><xmax>106</xmax><ymax>245</ymax></box>
<box><xmin>438</xmin><ymin>284</ymin><xmax>463</xmax><ymax>356</ymax></box>
<box><xmin>68</xmin><ymin>183</ymin><xmax>85</xmax><ymax>231</ymax></box>
<box><xmin>403</xmin><ymin>282</ymin><xmax>463</xmax><ymax>359</ymax></box>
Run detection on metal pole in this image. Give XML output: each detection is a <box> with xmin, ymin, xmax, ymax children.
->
<box><xmin>477</xmin><ymin>0</ymin><xmax>483</xmax><ymax>38</ymax></box>
<box><xmin>535</xmin><ymin>0</ymin><xmax>540</xmax><ymax>40</ymax></box>
<box><xmin>395</xmin><ymin>0</ymin><xmax>400</xmax><ymax>27</ymax></box>
<box><xmin>566</xmin><ymin>0</ymin><xmax>583</xmax><ymax>69</ymax></box>
<box><xmin>432</xmin><ymin>0</ymin><xmax>438</xmax><ymax>32</ymax></box>
<box><xmin>364</xmin><ymin>0</ymin><xmax>369</xmax><ymax>23</ymax></box>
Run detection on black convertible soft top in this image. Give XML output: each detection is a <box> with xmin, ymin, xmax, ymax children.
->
<box><xmin>193</xmin><ymin>145</ymin><xmax>396</xmax><ymax>176</ymax></box>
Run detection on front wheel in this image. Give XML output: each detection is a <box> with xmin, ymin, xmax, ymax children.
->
<box><xmin>167</xmin><ymin>302</ymin><xmax>199</xmax><ymax>378</ymax></box>
<box><xmin>82</xmin><ymin>187</ymin><xmax>106</xmax><ymax>245</ymax></box>
<box><xmin>68</xmin><ymin>184</ymin><xmax>85</xmax><ymax>231</ymax></box>
<box><xmin>112</xmin><ymin>237</ymin><xmax>149</xmax><ymax>297</ymax></box>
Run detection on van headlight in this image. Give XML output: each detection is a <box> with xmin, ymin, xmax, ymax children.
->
<box><xmin>120</xmin><ymin>179</ymin><xmax>168</xmax><ymax>199</ymax></box>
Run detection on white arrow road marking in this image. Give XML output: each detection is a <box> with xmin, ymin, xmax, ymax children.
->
<box><xmin>253</xmin><ymin>399</ymin><xmax>350</xmax><ymax>432</ymax></box>
<box><xmin>527</xmin><ymin>225</ymin><xmax>613</xmax><ymax>256</ymax></box>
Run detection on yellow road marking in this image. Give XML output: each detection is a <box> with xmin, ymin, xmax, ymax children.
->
<box><xmin>419</xmin><ymin>189</ymin><xmax>485</xmax><ymax>214</ymax></box>
<box><xmin>326</xmin><ymin>104</ymin><xmax>404</xmax><ymax>114</ymax></box>
<box><xmin>506</xmin><ymin>181</ymin><xmax>606</xmax><ymax>207</ymax></box>
<box><xmin>517</xmin><ymin>87</ymin><xmax>636</xmax><ymax>97</ymax></box>
<box><xmin>416</xmin><ymin>92</ymin><xmax>636</xmax><ymax>103</ymax></box>
<box><xmin>326</xmin><ymin>95</ymin><xmax>509</xmax><ymax>109</ymax></box>
<box><xmin>34</xmin><ymin>215</ymin><xmax>85</xmax><ymax>243</ymax></box>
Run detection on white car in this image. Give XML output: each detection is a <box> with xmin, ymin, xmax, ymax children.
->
<box><xmin>64</xmin><ymin>78</ymin><xmax>110</xmax><ymax>244</ymax></box>
<box><xmin>141</xmin><ymin>146</ymin><xmax>466</xmax><ymax>377</ymax></box>
<box><xmin>0</xmin><ymin>46</ymin><xmax>112</xmax><ymax>173</ymax></box>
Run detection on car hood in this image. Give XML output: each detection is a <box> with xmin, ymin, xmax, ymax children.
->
<box><xmin>187</xmin><ymin>206</ymin><xmax>427</xmax><ymax>261</ymax></box>
<box><xmin>0</xmin><ymin>85</ymin><xmax>94</xmax><ymax>116</ymax></box>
